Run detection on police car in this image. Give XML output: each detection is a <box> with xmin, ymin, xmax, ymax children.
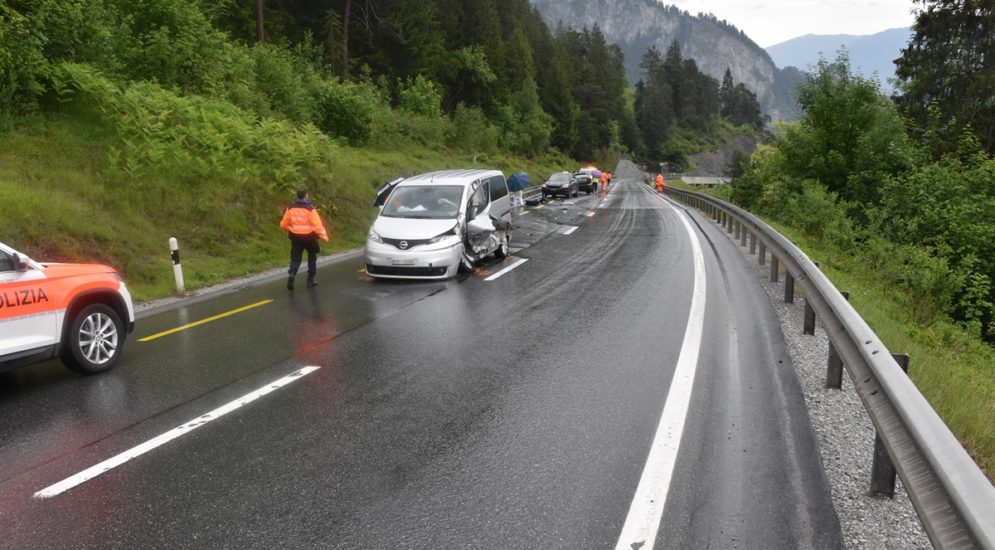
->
<box><xmin>0</xmin><ymin>241</ymin><xmax>135</xmax><ymax>374</ymax></box>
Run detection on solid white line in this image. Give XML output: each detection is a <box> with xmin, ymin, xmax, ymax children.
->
<box><xmin>615</xmin><ymin>201</ymin><xmax>707</xmax><ymax>550</ymax></box>
<box><xmin>484</xmin><ymin>258</ymin><xmax>528</xmax><ymax>281</ymax></box>
<box><xmin>562</xmin><ymin>226</ymin><xmax>579</xmax><ymax>235</ymax></box>
<box><xmin>586</xmin><ymin>212</ymin><xmax>596</xmax><ymax>217</ymax></box>
<box><xmin>34</xmin><ymin>366</ymin><xmax>321</xmax><ymax>499</ymax></box>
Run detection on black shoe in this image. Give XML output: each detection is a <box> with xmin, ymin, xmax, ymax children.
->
<box><xmin>287</xmin><ymin>276</ymin><xmax>295</xmax><ymax>291</ymax></box>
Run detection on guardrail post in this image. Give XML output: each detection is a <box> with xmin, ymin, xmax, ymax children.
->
<box><xmin>741</xmin><ymin>227</ymin><xmax>748</xmax><ymax>247</ymax></box>
<box><xmin>770</xmin><ymin>256</ymin><xmax>779</xmax><ymax>282</ymax></box>
<box><xmin>826</xmin><ymin>291</ymin><xmax>849</xmax><ymax>389</ymax></box>
<box><xmin>758</xmin><ymin>242</ymin><xmax>766</xmax><ymax>265</ymax></box>
<box><xmin>784</xmin><ymin>272</ymin><xmax>795</xmax><ymax>303</ymax></box>
<box><xmin>870</xmin><ymin>353</ymin><xmax>911</xmax><ymax>498</ymax></box>
<box><xmin>750</xmin><ymin>233</ymin><xmax>756</xmax><ymax>254</ymax></box>
<box><xmin>734</xmin><ymin>220</ymin><xmax>741</xmax><ymax>239</ymax></box>
<box><xmin>727</xmin><ymin>215</ymin><xmax>734</xmax><ymax>233</ymax></box>
<box><xmin>804</xmin><ymin>299</ymin><xmax>816</xmax><ymax>335</ymax></box>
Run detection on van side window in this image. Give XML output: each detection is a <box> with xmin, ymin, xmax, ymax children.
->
<box><xmin>0</xmin><ymin>253</ymin><xmax>13</xmax><ymax>272</ymax></box>
<box><xmin>488</xmin><ymin>175</ymin><xmax>508</xmax><ymax>201</ymax></box>
<box><xmin>470</xmin><ymin>180</ymin><xmax>490</xmax><ymax>217</ymax></box>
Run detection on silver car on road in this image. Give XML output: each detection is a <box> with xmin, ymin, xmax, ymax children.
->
<box><xmin>365</xmin><ymin>169</ymin><xmax>513</xmax><ymax>279</ymax></box>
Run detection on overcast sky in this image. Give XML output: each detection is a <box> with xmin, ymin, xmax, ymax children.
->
<box><xmin>663</xmin><ymin>0</ymin><xmax>919</xmax><ymax>47</ymax></box>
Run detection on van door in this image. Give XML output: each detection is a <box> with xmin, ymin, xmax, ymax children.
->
<box><xmin>465</xmin><ymin>180</ymin><xmax>497</xmax><ymax>256</ymax></box>
<box><xmin>488</xmin><ymin>174</ymin><xmax>511</xmax><ymax>224</ymax></box>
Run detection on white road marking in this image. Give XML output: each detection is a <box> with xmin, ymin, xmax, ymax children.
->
<box><xmin>484</xmin><ymin>258</ymin><xmax>528</xmax><ymax>281</ymax></box>
<box><xmin>615</xmin><ymin>200</ymin><xmax>707</xmax><ymax>550</ymax></box>
<box><xmin>561</xmin><ymin>226</ymin><xmax>579</xmax><ymax>235</ymax></box>
<box><xmin>586</xmin><ymin>212</ymin><xmax>596</xmax><ymax>217</ymax></box>
<box><xmin>34</xmin><ymin>366</ymin><xmax>321</xmax><ymax>499</ymax></box>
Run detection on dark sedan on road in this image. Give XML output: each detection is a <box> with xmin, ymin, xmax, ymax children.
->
<box><xmin>541</xmin><ymin>171</ymin><xmax>577</xmax><ymax>199</ymax></box>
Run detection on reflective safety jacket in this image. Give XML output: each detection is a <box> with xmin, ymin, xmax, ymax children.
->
<box><xmin>655</xmin><ymin>174</ymin><xmax>665</xmax><ymax>189</ymax></box>
<box><xmin>280</xmin><ymin>200</ymin><xmax>329</xmax><ymax>241</ymax></box>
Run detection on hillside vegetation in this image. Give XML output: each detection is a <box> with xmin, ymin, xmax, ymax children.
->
<box><xmin>0</xmin><ymin>0</ymin><xmax>581</xmax><ymax>299</ymax></box>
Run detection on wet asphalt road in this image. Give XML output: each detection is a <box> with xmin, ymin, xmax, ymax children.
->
<box><xmin>0</xmin><ymin>166</ymin><xmax>843</xmax><ymax>549</ymax></box>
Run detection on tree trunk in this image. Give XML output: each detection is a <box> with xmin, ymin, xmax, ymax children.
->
<box><xmin>256</xmin><ymin>0</ymin><xmax>265</xmax><ymax>43</ymax></box>
<box><xmin>341</xmin><ymin>0</ymin><xmax>351</xmax><ymax>78</ymax></box>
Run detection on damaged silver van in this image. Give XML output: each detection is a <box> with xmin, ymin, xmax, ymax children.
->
<box><xmin>365</xmin><ymin>169</ymin><xmax>512</xmax><ymax>279</ymax></box>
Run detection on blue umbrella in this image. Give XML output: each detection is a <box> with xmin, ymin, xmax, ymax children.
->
<box><xmin>507</xmin><ymin>171</ymin><xmax>530</xmax><ymax>192</ymax></box>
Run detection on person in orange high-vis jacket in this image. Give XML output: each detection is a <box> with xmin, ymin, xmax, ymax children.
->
<box><xmin>600</xmin><ymin>172</ymin><xmax>609</xmax><ymax>192</ymax></box>
<box><xmin>280</xmin><ymin>188</ymin><xmax>329</xmax><ymax>290</ymax></box>
<box><xmin>655</xmin><ymin>173</ymin><xmax>665</xmax><ymax>193</ymax></box>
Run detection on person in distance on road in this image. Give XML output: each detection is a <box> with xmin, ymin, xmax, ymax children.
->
<box><xmin>280</xmin><ymin>188</ymin><xmax>329</xmax><ymax>290</ymax></box>
<box><xmin>655</xmin><ymin>173</ymin><xmax>665</xmax><ymax>194</ymax></box>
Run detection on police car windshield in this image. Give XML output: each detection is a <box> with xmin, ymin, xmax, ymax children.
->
<box><xmin>381</xmin><ymin>185</ymin><xmax>463</xmax><ymax>219</ymax></box>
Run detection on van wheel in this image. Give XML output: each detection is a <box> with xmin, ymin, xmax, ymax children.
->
<box><xmin>495</xmin><ymin>235</ymin><xmax>509</xmax><ymax>259</ymax></box>
<box><xmin>61</xmin><ymin>303</ymin><xmax>124</xmax><ymax>374</ymax></box>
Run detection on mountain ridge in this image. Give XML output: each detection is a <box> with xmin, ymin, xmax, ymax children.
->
<box><xmin>765</xmin><ymin>28</ymin><xmax>913</xmax><ymax>91</ymax></box>
<box><xmin>530</xmin><ymin>0</ymin><xmax>803</xmax><ymax>120</ymax></box>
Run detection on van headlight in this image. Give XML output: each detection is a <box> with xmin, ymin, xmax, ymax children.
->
<box><xmin>368</xmin><ymin>228</ymin><xmax>384</xmax><ymax>244</ymax></box>
<box><xmin>428</xmin><ymin>226</ymin><xmax>459</xmax><ymax>244</ymax></box>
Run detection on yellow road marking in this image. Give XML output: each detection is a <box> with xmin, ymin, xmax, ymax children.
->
<box><xmin>138</xmin><ymin>299</ymin><xmax>273</xmax><ymax>342</ymax></box>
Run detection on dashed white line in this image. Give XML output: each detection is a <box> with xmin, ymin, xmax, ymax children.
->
<box><xmin>561</xmin><ymin>226</ymin><xmax>579</xmax><ymax>235</ymax></box>
<box><xmin>484</xmin><ymin>258</ymin><xmax>528</xmax><ymax>281</ymax></box>
<box><xmin>34</xmin><ymin>366</ymin><xmax>321</xmax><ymax>499</ymax></box>
<box><xmin>614</xmin><ymin>200</ymin><xmax>707</xmax><ymax>550</ymax></box>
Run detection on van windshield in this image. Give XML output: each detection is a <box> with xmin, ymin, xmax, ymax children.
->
<box><xmin>381</xmin><ymin>185</ymin><xmax>464</xmax><ymax>219</ymax></box>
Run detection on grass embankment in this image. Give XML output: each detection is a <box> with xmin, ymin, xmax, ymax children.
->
<box><xmin>0</xmin><ymin>109</ymin><xmax>570</xmax><ymax>301</ymax></box>
<box><xmin>671</xmin><ymin>179</ymin><xmax>994</xmax><ymax>480</ymax></box>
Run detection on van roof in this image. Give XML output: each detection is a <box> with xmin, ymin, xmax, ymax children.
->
<box><xmin>398</xmin><ymin>169</ymin><xmax>503</xmax><ymax>187</ymax></box>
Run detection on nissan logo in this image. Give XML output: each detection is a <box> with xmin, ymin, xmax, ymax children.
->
<box><xmin>399</xmin><ymin>241</ymin><xmax>409</xmax><ymax>250</ymax></box>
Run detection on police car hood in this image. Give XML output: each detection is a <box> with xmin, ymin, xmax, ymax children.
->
<box><xmin>42</xmin><ymin>262</ymin><xmax>119</xmax><ymax>277</ymax></box>
<box><xmin>373</xmin><ymin>217</ymin><xmax>458</xmax><ymax>240</ymax></box>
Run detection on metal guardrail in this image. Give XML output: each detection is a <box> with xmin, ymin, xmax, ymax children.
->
<box><xmin>663</xmin><ymin>185</ymin><xmax>995</xmax><ymax>549</ymax></box>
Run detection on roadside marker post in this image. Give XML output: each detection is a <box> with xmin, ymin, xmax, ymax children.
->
<box><xmin>169</xmin><ymin>237</ymin><xmax>185</xmax><ymax>294</ymax></box>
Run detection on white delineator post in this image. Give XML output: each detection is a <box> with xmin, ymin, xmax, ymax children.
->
<box><xmin>169</xmin><ymin>237</ymin><xmax>185</xmax><ymax>294</ymax></box>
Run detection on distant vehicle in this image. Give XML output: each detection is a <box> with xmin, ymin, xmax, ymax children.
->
<box><xmin>573</xmin><ymin>172</ymin><xmax>598</xmax><ymax>195</ymax></box>
<box><xmin>0</xmin><ymin>241</ymin><xmax>135</xmax><ymax>374</ymax></box>
<box><xmin>542</xmin><ymin>171</ymin><xmax>577</xmax><ymax>199</ymax></box>
<box><xmin>366</xmin><ymin>169</ymin><xmax>512</xmax><ymax>279</ymax></box>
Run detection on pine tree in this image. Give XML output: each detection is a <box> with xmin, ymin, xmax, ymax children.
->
<box><xmin>894</xmin><ymin>0</ymin><xmax>995</xmax><ymax>154</ymax></box>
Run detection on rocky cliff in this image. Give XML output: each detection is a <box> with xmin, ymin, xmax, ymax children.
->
<box><xmin>532</xmin><ymin>0</ymin><xmax>802</xmax><ymax>120</ymax></box>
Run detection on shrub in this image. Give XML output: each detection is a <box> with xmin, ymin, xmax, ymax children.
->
<box><xmin>249</xmin><ymin>43</ymin><xmax>318</xmax><ymax>123</ymax></box>
<box><xmin>313</xmin><ymin>78</ymin><xmax>380</xmax><ymax>146</ymax></box>
<box><xmin>447</xmin><ymin>103</ymin><xmax>498</xmax><ymax>154</ymax></box>
<box><xmin>397</xmin><ymin>75</ymin><xmax>443</xmax><ymax>119</ymax></box>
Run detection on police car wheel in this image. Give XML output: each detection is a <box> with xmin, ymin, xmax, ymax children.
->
<box><xmin>62</xmin><ymin>303</ymin><xmax>124</xmax><ymax>374</ymax></box>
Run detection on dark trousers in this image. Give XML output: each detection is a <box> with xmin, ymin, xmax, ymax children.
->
<box><xmin>289</xmin><ymin>235</ymin><xmax>320</xmax><ymax>279</ymax></box>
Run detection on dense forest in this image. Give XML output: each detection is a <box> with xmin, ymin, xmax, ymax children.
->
<box><xmin>0</xmin><ymin>0</ymin><xmax>763</xmax><ymax>166</ymax></box>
